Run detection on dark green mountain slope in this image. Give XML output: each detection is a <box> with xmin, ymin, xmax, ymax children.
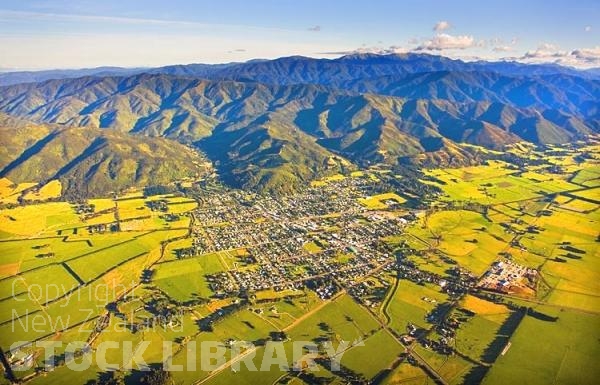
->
<box><xmin>0</xmin><ymin>114</ymin><xmax>212</xmax><ymax>198</ymax></box>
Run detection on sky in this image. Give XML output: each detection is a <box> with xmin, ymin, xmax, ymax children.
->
<box><xmin>0</xmin><ymin>0</ymin><xmax>598</xmax><ymax>70</ymax></box>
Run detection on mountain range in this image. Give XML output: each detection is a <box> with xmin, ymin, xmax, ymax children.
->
<box><xmin>0</xmin><ymin>53</ymin><xmax>598</xmax><ymax>196</ymax></box>
<box><xmin>2</xmin><ymin>53</ymin><xmax>599</xmax><ymax>87</ymax></box>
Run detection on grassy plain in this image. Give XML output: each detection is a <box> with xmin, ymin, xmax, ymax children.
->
<box><xmin>153</xmin><ymin>252</ymin><xmax>228</xmax><ymax>301</ymax></box>
<box><xmin>483</xmin><ymin>306</ymin><xmax>600</xmax><ymax>385</ymax></box>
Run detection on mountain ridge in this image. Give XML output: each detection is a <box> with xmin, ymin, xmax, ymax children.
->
<box><xmin>1</xmin><ymin>53</ymin><xmax>598</xmax><ymax>87</ymax></box>
<box><xmin>0</xmin><ymin>54</ymin><xmax>598</xmax><ymax>195</ymax></box>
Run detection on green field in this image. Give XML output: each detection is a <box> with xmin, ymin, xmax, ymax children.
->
<box><xmin>341</xmin><ymin>329</ymin><xmax>404</xmax><ymax>378</ymax></box>
<box><xmin>453</xmin><ymin>296</ymin><xmax>518</xmax><ymax>364</ymax></box>
<box><xmin>483</xmin><ymin>306</ymin><xmax>600</xmax><ymax>385</ymax></box>
<box><xmin>153</xmin><ymin>252</ymin><xmax>228</xmax><ymax>301</ymax></box>
<box><xmin>408</xmin><ymin>210</ymin><xmax>508</xmax><ymax>275</ymax></box>
<box><xmin>383</xmin><ymin>279</ymin><xmax>449</xmax><ymax>332</ymax></box>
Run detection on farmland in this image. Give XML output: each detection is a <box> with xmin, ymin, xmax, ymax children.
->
<box><xmin>483</xmin><ymin>306</ymin><xmax>600</xmax><ymax>385</ymax></box>
<box><xmin>0</xmin><ymin>139</ymin><xmax>598</xmax><ymax>384</ymax></box>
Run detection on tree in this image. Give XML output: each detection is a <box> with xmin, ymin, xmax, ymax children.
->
<box><xmin>92</xmin><ymin>370</ymin><xmax>125</xmax><ymax>385</ymax></box>
<box><xmin>140</xmin><ymin>367</ymin><xmax>174</xmax><ymax>385</ymax></box>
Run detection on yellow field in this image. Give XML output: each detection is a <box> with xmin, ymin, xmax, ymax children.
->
<box><xmin>0</xmin><ymin>178</ymin><xmax>37</xmax><ymax>204</ymax></box>
<box><xmin>442</xmin><ymin>160</ymin><xmax>515</xmax><ymax>181</ymax></box>
<box><xmin>168</xmin><ymin>201</ymin><xmax>198</xmax><ymax>214</ymax></box>
<box><xmin>88</xmin><ymin>198</ymin><xmax>115</xmax><ymax>211</ymax></box>
<box><xmin>461</xmin><ymin>295</ymin><xmax>510</xmax><ymax>316</ymax></box>
<box><xmin>547</xmin><ymin>290</ymin><xmax>600</xmax><ymax>313</ymax></box>
<box><xmin>311</xmin><ymin>173</ymin><xmax>347</xmax><ymax>187</ymax></box>
<box><xmin>424</xmin><ymin>160</ymin><xmax>580</xmax><ymax>205</ymax></box>
<box><xmin>254</xmin><ymin>288</ymin><xmax>305</xmax><ymax>301</ymax></box>
<box><xmin>520</xmin><ymin>171</ymin><xmax>555</xmax><ymax>182</ymax></box>
<box><xmin>116</xmin><ymin>197</ymin><xmax>152</xmax><ymax>219</ymax></box>
<box><xmin>303</xmin><ymin>241</ymin><xmax>322</xmax><ymax>253</ymax></box>
<box><xmin>23</xmin><ymin>179</ymin><xmax>62</xmax><ymax>200</ymax></box>
<box><xmin>571</xmin><ymin>187</ymin><xmax>600</xmax><ymax>202</ymax></box>
<box><xmin>0</xmin><ymin>202</ymin><xmax>80</xmax><ymax>236</ymax></box>
<box><xmin>0</xmin><ymin>262</ymin><xmax>20</xmax><ymax>276</ymax></box>
<box><xmin>382</xmin><ymin>363</ymin><xmax>429</xmax><ymax>385</ymax></box>
<box><xmin>560</xmin><ymin>198</ymin><xmax>598</xmax><ymax>212</ymax></box>
<box><xmin>554</xmin><ymin>195</ymin><xmax>572</xmax><ymax>204</ymax></box>
<box><xmin>553</xmin><ymin>276</ymin><xmax>600</xmax><ymax>296</ymax></box>
<box><xmin>81</xmin><ymin>213</ymin><xmax>115</xmax><ymax>226</ymax></box>
<box><xmin>120</xmin><ymin>215</ymin><xmax>190</xmax><ymax>231</ymax></box>
<box><xmin>0</xmin><ymin>177</ymin><xmax>14</xmax><ymax>195</ymax></box>
<box><xmin>571</xmin><ymin>167</ymin><xmax>600</xmax><ymax>188</ymax></box>
<box><xmin>358</xmin><ymin>192</ymin><xmax>407</xmax><ymax>210</ymax></box>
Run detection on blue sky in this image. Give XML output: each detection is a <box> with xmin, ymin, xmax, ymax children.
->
<box><xmin>0</xmin><ymin>0</ymin><xmax>598</xmax><ymax>70</ymax></box>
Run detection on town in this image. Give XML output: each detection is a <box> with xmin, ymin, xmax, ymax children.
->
<box><xmin>182</xmin><ymin>176</ymin><xmax>415</xmax><ymax>299</ymax></box>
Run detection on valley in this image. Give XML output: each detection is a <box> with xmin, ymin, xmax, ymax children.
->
<box><xmin>1</xmin><ymin>2</ymin><xmax>599</xmax><ymax>384</ymax></box>
<box><xmin>0</xmin><ymin>138</ymin><xmax>598</xmax><ymax>385</ymax></box>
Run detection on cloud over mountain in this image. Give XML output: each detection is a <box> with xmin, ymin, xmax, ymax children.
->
<box><xmin>417</xmin><ymin>33</ymin><xmax>475</xmax><ymax>51</ymax></box>
<box><xmin>433</xmin><ymin>21</ymin><xmax>451</xmax><ymax>32</ymax></box>
<box><xmin>519</xmin><ymin>44</ymin><xmax>600</xmax><ymax>68</ymax></box>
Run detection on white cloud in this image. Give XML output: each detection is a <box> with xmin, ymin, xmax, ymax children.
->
<box><xmin>522</xmin><ymin>43</ymin><xmax>565</xmax><ymax>59</ymax></box>
<box><xmin>493</xmin><ymin>45</ymin><xmax>513</xmax><ymax>52</ymax></box>
<box><xmin>307</xmin><ymin>25</ymin><xmax>321</xmax><ymax>32</ymax></box>
<box><xmin>433</xmin><ymin>21</ymin><xmax>451</xmax><ymax>32</ymax></box>
<box><xmin>539</xmin><ymin>43</ymin><xmax>558</xmax><ymax>51</ymax></box>
<box><xmin>584</xmin><ymin>26</ymin><xmax>592</xmax><ymax>32</ymax></box>
<box><xmin>416</xmin><ymin>33</ymin><xmax>475</xmax><ymax>51</ymax></box>
<box><xmin>320</xmin><ymin>41</ymin><xmax>600</xmax><ymax>69</ymax></box>
<box><xmin>318</xmin><ymin>45</ymin><xmax>408</xmax><ymax>56</ymax></box>
<box><xmin>517</xmin><ymin>44</ymin><xmax>600</xmax><ymax>68</ymax></box>
<box><xmin>571</xmin><ymin>47</ymin><xmax>600</xmax><ymax>62</ymax></box>
<box><xmin>489</xmin><ymin>37</ymin><xmax>517</xmax><ymax>53</ymax></box>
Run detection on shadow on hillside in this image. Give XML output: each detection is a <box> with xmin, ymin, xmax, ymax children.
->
<box><xmin>0</xmin><ymin>131</ymin><xmax>60</xmax><ymax>176</ymax></box>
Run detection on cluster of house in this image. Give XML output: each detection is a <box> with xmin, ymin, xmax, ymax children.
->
<box><xmin>74</xmin><ymin>202</ymin><xmax>95</xmax><ymax>214</ymax></box>
<box><xmin>184</xmin><ymin>177</ymin><xmax>413</xmax><ymax>299</ymax></box>
<box><xmin>201</xmin><ymin>215</ymin><xmax>404</xmax><ymax>299</ymax></box>
<box><xmin>86</xmin><ymin>222</ymin><xmax>119</xmax><ymax>234</ymax></box>
<box><xmin>395</xmin><ymin>253</ymin><xmax>477</xmax><ymax>298</ymax></box>
<box><xmin>348</xmin><ymin>272</ymin><xmax>392</xmax><ymax>307</ymax></box>
<box><xmin>398</xmin><ymin>305</ymin><xmax>472</xmax><ymax>356</ymax></box>
<box><xmin>146</xmin><ymin>199</ymin><xmax>169</xmax><ymax>212</ymax></box>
